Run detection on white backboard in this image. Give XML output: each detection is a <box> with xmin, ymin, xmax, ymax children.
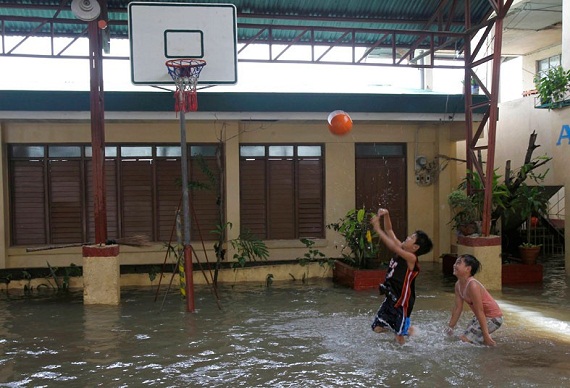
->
<box><xmin>128</xmin><ymin>2</ymin><xmax>238</xmax><ymax>85</ymax></box>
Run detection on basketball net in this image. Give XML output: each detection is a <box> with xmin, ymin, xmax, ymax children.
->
<box><xmin>165</xmin><ymin>59</ymin><xmax>207</xmax><ymax>112</ymax></box>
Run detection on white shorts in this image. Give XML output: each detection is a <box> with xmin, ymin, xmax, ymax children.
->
<box><xmin>463</xmin><ymin>316</ymin><xmax>503</xmax><ymax>344</ymax></box>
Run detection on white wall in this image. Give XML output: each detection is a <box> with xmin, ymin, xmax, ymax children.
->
<box><xmin>521</xmin><ymin>45</ymin><xmax>563</xmax><ymax>91</ymax></box>
<box><xmin>561</xmin><ymin>0</ymin><xmax>570</xmax><ymax>69</ymax></box>
<box><xmin>497</xmin><ymin>96</ymin><xmax>570</xmax><ymax>272</ymax></box>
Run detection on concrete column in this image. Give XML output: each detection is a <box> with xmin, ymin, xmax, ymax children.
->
<box><xmin>436</xmin><ymin>124</ymin><xmax>453</xmax><ymax>260</ymax></box>
<box><xmin>83</xmin><ymin>244</ymin><xmax>120</xmax><ymax>305</ymax></box>
<box><xmin>562</xmin><ymin>0</ymin><xmax>570</xmax><ymax>69</ymax></box>
<box><xmin>0</xmin><ymin>125</ymin><xmax>6</xmax><ymax>269</ymax></box>
<box><xmin>562</xmin><ymin>0</ymin><xmax>570</xmax><ymax>276</ymax></box>
<box><xmin>225</xmin><ymin>123</ymin><xmax>240</xmax><ymax>242</ymax></box>
<box><xmin>457</xmin><ymin>235</ymin><xmax>502</xmax><ymax>290</ymax></box>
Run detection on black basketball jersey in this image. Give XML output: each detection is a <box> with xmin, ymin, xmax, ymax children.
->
<box><xmin>384</xmin><ymin>255</ymin><xmax>420</xmax><ymax>315</ymax></box>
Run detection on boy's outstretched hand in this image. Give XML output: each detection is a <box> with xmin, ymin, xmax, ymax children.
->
<box><xmin>371</xmin><ymin>214</ymin><xmax>380</xmax><ymax>228</ymax></box>
<box><xmin>377</xmin><ymin>208</ymin><xmax>389</xmax><ymax>217</ymax></box>
<box><xmin>371</xmin><ymin>208</ymin><xmax>389</xmax><ymax>230</ymax></box>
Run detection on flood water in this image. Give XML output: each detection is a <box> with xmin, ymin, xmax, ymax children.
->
<box><xmin>1</xmin><ymin>256</ymin><xmax>569</xmax><ymax>387</ymax></box>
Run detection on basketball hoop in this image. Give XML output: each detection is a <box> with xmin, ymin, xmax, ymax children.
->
<box><xmin>165</xmin><ymin>59</ymin><xmax>207</xmax><ymax>112</ymax></box>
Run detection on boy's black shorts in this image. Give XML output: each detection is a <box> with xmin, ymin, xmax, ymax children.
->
<box><xmin>371</xmin><ymin>297</ymin><xmax>411</xmax><ymax>336</ymax></box>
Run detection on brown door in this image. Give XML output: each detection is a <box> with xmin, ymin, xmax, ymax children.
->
<box><xmin>355</xmin><ymin>144</ymin><xmax>407</xmax><ymax>262</ymax></box>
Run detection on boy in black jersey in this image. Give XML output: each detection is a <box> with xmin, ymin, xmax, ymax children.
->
<box><xmin>370</xmin><ymin>208</ymin><xmax>433</xmax><ymax>344</ymax></box>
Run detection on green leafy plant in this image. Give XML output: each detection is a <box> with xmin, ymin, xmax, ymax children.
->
<box><xmin>326</xmin><ymin>207</ymin><xmax>378</xmax><ymax>269</ymax></box>
<box><xmin>297</xmin><ymin>238</ymin><xmax>334</xmax><ymax>269</ymax></box>
<box><xmin>45</xmin><ymin>262</ymin><xmax>82</xmax><ymax>291</ymax></box>
<box><xmin>447</xmin><ymin>189</ymin><xmax>479</xmax><ymax>234</ymax></box>
<box><xmin>519</xmin><ymin>242</ymin><xmax>542</xmax><ymax>249</ymax></box>
<box><xmin>0</xmin><ymin>273</ymin><xmax>12</xmax><ymax>291</ymax></box>
<box><xmin>499</xmin><ymin>148</ymin><xmax>552</xmax><ymax>248</ymax></box>
<box><xmin>448</xmin><ymin>169</ymin><xmax>508</xmax><ymax>235</ymax></box>
<box><xmin>461</xmin><ymin>78</ymin><xmax>479</xmax><ymax>86</ymax></box>
<box><xmin>211</xmin><ymin>223</ymin><xmax>269</xmax><ymax>268</ymax></box>
<box><xmin>62</xmin><ymin>263</ymin><xmax>82</xmax><ymax>290</ymax></box>
<box><xmin>21</xmin><ymin>270</ymin><xmax>32</xmax><ymax>294</ymax></box>
<box><xmin>231</xmin><ymin>229</ymin><xmax>269</xmax><ymax>268</ymax></box>
<box><xmin>148</xmin><ymin>265</ymin><xmax>161</xmax><ymax>282</ymax></box>
<box><xmin>46</xmin><ymin>261</ymin><xmax>62</xmax><ymax>290</ymax></box>
<box><xmin>461</xmin><ymin>78</ymin><xmax>480</xmax><ymax>94</ymax></box>
<box><xmin>534</xmin><ymin>65</ymin><xmax>570</xmax><ymax>109</ymax></box>
<box><xmin>508</xmin><ymin>184</ymin><xmax>549</xmax><ymax>247</ymax></box>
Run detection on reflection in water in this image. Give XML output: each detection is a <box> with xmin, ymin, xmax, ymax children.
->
<box><xmin>83</xmin><ymin>305</ymin><xmax>123</xmax><ymax>366</ymax></box>
<box><xmin>0</xmin><ymin>257</ymin><xmax>568</xmax><ymax>387</ymax></box>
<box><xmin>0</xmin><ymin>299</ymin><xmax>15</xmax><ymax>383</ymax></box>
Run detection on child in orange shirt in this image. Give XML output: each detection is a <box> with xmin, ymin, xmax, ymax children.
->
<box><xmin>447</xmin><ymin>254</ymin><xmax>503</xmax><ymax>346</ymax></box>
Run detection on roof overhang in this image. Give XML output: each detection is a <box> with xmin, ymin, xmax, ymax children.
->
<box><xmin>0</xmin><ymin>90</ymin><xmax>488</xmax><ymax>122</ymax></box>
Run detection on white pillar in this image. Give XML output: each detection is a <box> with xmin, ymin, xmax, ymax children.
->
<box><xmin>83</xmin><ymin>244</ymin><xmax>120</xmax><ymax>305</ymax></box>
<box><xmin>0</xmin><ymin>125</ymin><xmax>5</xmax><ymax>269</ymax></box>
<box><xmin>562</xmin><ymin>0</ymin><xmax>570</xmax><ymax>69</ymax></box>
<box><xmin>457</xmin><ymin>235</ymin><xmax>502</xmax><ymax>290</ymax></box>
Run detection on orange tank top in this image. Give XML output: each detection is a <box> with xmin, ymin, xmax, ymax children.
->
<box><xmin>459</xmin><ymin>278</ymin><xmax>502</xmax><ymax>318</ymax></box>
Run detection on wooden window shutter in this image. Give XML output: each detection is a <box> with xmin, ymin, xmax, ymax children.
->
<box><xmin>297</xmin><ymin>159</ymin><xmax>324</xmax><ymax>237</ymax></box>
<box><xmin>155</xmin><ymin>159</ymin><xmax>182</xmax><ymax>242</ymax></box>
<box><xmin>11</xmin><ymin>160</ymin><xmax>47</xmax><ymax>245</ymax></box>
<box><xmin>86</xmin><ymin>160</ymin><xmax>119</xmax><ymax>242</ymax></box>
<box><xmin>104</xmin><ymin>160</ymin><xmax>119</xmax><ymax>240</ymax></box>
<box><xmin>190</xmin><ymin>158</ymin><xmax>219</xmax><ymax>241</ymax></box>
<box><xmin>121</xmin><ymin>160</ymin><xmax>153</xmax><ymax>238</ymax></box>
<box><xmin>240</xmin><ymin>159</ymin><xmax>267</xmax><ymax>238</ymax></box>
<box><xmin>268</xmin><ymin>159</ymin><xmax>295</xmax><ymax>239</ymax></box>
<box><xmin>49</xmin><ymin>160</ymin><xmax>83</xmax><ymax>244</ymax></box>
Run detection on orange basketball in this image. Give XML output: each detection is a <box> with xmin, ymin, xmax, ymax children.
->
<box><xmin>327</xmin><ymin>110</ymin><xmax>353</xmax><ymax>136</ymax></box>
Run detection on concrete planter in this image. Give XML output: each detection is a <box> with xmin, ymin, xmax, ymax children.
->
<box><xmin>333</xmin><ymin>260</ymin><xmax>387</xmax><ymax>291</ymax></box>
<box><xmin>502</xmin><ymin>263</ymin><xmax>543</xmax><ymax>284</ymax></box>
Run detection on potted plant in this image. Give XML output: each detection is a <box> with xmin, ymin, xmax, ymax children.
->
<box><xmin>508</xmin><ymin>183</ymin><xmax>549</xmax><ymax>264</ymax></box>
<box><xmin>447</xmin><ymin>170</ymin><xmax>508</xmax><ymax>236</ymax></box>
<box><xmin>534</xmin><ymin>65</ymin><xmax>570</xmax><ymax>109</ymax></box>
<box><xmin>327</xmin><ymin>207</ymin><xmax>385</xmax><ymax>290</ymax></box>
<box><xmin>461</xmin><ymin>78</ymin><xmax>480</xmax><ymax>95</ymax></box>
<box><xmin>447</xmin><ymin>189</ymin><xmax>479</xmax><ymax>236</ymax></box>
<box><xmin>327</xmin><ymin>207</ymin><xmax>378</xmax><ymax>269</ymax></box>
<box><xmin>470</xmin><ymin>78</ymin><xmax>480</xmax><ymax>95</ymax></box>
<box><xmin>496</xmin><ymin>134</ymin><xmax>553</xmax><ymax>257</ymax></box>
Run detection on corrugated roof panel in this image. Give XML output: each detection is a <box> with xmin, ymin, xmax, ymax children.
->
<box><xmin>0</xmin><ymin>0</ymin><xmax>495</xmax><ymax>56</ymax></box>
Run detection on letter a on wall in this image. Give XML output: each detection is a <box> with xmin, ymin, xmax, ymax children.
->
<box><xmin>556</xmin><ymin>124</ymin><xmax>570</xmax><ymax>146</ymax></box>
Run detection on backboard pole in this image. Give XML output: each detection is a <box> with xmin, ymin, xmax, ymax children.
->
<box><xmin>88</xmin><ymin>15</ymin><xmax>107</xmax><ymax>244</ymax></box>
<box><xmin>179</xmin><ymin>111</ymin><xmax>195</xmax><ymax>312</ymax></box>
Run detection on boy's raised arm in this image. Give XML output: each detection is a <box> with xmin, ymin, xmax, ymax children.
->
<box><xmin>371</xmin><ymin>210</ymin><xmax>416</xmax><ymax>266</ymax></box>
<box><xmin>378</xmin><ymin>208</ymin><xmax>400</xmax><ymax>244</ymax></box>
